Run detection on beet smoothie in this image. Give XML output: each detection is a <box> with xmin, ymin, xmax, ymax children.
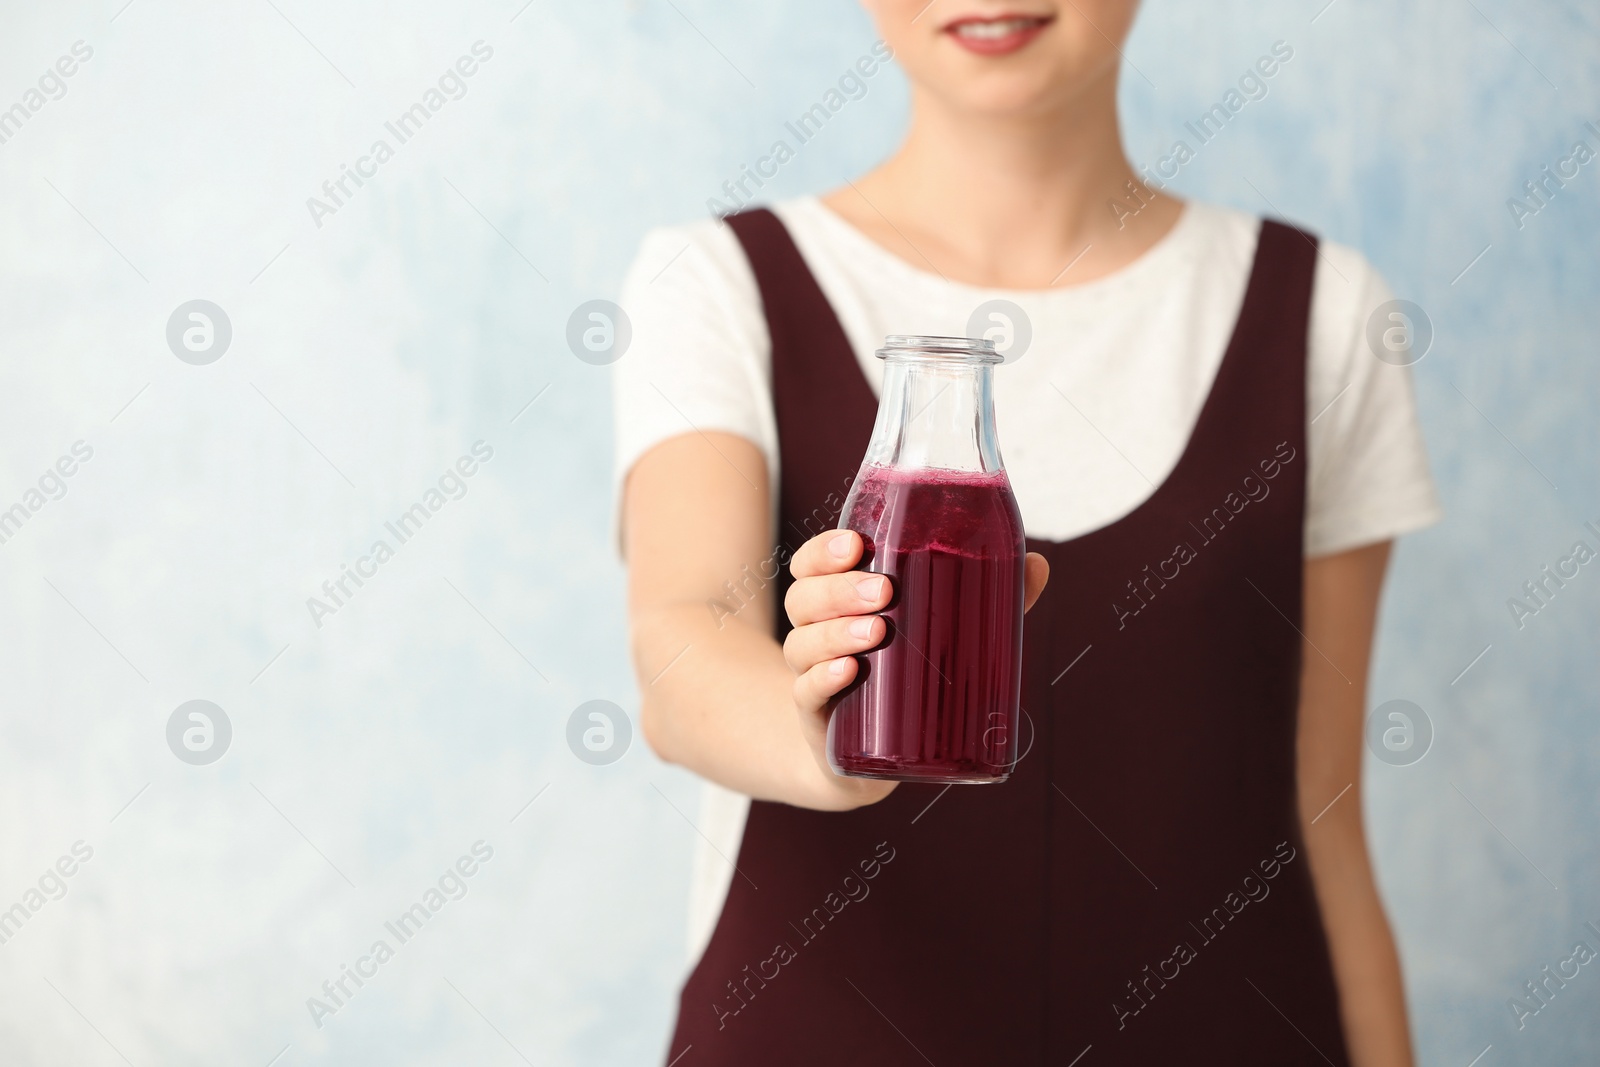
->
<box><xmin>829</xmin><ymin>463</ymin><xmax>1026</xmax><ymax>783</ymax></box>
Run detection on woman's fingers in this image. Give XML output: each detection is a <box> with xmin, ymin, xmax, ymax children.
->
<box><xmin>790</xmin><ymin>529</ymin><xmax>863</xmax><ymax>579</ymax></box>
<box><xmin>787</xmin><ymin>534</ymin><xmax>1041</xmax><ymax>638</ymax></box>
<box><xmin>1023</xmin><ymin>551</ymin><xmax>1050</xmax><ymax>613</ymax></box>
<box><xmin>792</xmin><ymin>653</ymin><xmax>860</xmax><ymax>712</ymax></box>
<box><xmin>783</xmin><ymin>614</ymin><xmax>885</xmax><ymax>676</ymax></box>
<box><xmin>785</xmin><ymin>569</ymin><xmax>892</xmax><ymax>628</ymax></box>
<box><xmin>784</xmin><ymin>530</ymin><xmax>885</xmax><ymax>635</ymax></box>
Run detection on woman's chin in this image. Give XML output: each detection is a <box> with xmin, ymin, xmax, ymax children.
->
<box><xmin>926</xmin><ymin>76</ymin><xmax>1085</xmax><ymax>120</ymax></box>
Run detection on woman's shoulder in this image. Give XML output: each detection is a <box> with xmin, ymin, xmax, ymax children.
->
<box><xmin>622</xmin><ymin>199</ymin><xmax>835</xmax><ymax>316</ymax></box>
<box><xmin>1179</xmin><ymin>199</ymin><xmax>1386</xmax><ymax>281</ymax></box>
<box><xmin>1178</xmin><ymin>199</ymin><xmax>1392</xmax><ymax>329</ymax></box>
<box><xmin>623</xmin><ymin>213</ymin><xmax>750</xmax><ymax>297</ymax></box>
<box><xmin>617</xmin><ymin>210</ymin><xmax>780</xmax><ymax>372</ymax></box>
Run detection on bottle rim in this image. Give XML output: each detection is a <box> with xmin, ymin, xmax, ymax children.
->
<box><xmin>876</xmin><ymin>335</ymin><xmax>1002</xmax><ymax>364</ymax></box>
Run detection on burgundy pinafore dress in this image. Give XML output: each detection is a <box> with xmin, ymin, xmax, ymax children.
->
<box><xmin>664</xmin><ymin>209</ymin><xmax>1350</xmax><ymax>1066</ymax></box>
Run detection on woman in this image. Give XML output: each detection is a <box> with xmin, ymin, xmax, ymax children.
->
<box><xmin>615</xmin><ymin>2</ymin><xmax>1439</xmax><ymax>1063</ymax></box>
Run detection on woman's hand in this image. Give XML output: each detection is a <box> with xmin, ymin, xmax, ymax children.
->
<box><xmin>781</xmin><ymin>529</ymin><xmax>1050</xmax><ymax>811</ymax></box>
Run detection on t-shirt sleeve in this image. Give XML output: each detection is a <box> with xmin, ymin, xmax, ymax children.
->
<box><xmin>1304</xmin><ymin>241</ymin><xmax>1444</xmax><ymax>558</ymax></box>
<box><xmin>610</xmin><ymin>219</ymin><xmax>775</xmax><ymax>557</ymax></box>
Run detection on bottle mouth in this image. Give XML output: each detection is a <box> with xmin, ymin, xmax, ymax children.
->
<box><xmin>877</xmin><ymin>335</ymin><xmax>1002</xmax><ymax>364</ymax></box>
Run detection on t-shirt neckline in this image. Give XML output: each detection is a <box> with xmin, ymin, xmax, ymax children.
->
<box><xmin>789</xmin><ymin>194</ymin><xmax>1205</xmax><ymax>301</ymax></box>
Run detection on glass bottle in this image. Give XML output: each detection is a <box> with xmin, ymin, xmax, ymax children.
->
<box><xmin>829</xmin><ymin>335</ymin><xmax>1027</xmax><ymax>783</ymax></box>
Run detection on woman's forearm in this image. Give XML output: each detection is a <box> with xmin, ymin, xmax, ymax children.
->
<box><xmin>624</xmin><ymin>432</ymin><xmax>898</xmax><ymax>812</ymax></box>
<box><xmin>624</xmin><ymin>432</ymin><xmax>816</xmax><ymax>803</ymax></box>
<box><xmin>633</xmin><ymin>598</ymin><xmax>812</xmax><ymax>804</ymax></box>
<box><xmin>1297</xmin><ymin>543</ymin><xmax>1413</xmax><ymax>1066</ymax></box>
<box><xmin>1303</xmin><ymin>807</ymin><xmax>1415</xmax><ymax>1067</ymax></box>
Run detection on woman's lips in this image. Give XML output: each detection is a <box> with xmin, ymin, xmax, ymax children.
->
<box><xmin>943</xmin><ymin>15</ymin><xmax>1053</xmax><ymax>56</ymax></box>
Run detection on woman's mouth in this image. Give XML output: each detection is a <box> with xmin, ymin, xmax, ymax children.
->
<box><xmin>943</xmin><ymin>14</ymin><xmax>1054</xmax><ymax>56</ymax></box>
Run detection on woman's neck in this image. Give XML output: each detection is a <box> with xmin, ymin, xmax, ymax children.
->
<box><xmin>822</xmin><ymin>74</ymin><xmax>1182</xmax><ymax>289</ymax></box>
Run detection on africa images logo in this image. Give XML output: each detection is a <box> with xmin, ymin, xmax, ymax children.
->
<box><xmin>711</xmin><ymin>841</ymin><xmax>897</xmax><ymax>1031</ymax></box>
<box><xmin>305</xmin><ymin>841</ymin><xmax>495</xmax><ymax>1029</ymax></box>
<box><xmin>1112</xmin><ymin>442</ymin><xmax>1298</xmax><ymax>629</ymax></box>
<box><xmin>304</xmin><ymin>41</ymin><xmax>495</xmax><ymax>230</ymax></box>
<box><xmin>1112</xmin><ymin>841</ymin><xmax>1298</xmax><ymax>1030</ymax></box>
<box><xmin>305</xmin><ymin>442</ymin><xmax>494</xmax><ymax>629</ymax></box>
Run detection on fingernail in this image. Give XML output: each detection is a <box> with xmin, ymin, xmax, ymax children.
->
<box><xmin>828</xmin><ymin>659</ymin><xmax>847</xmax><ymax>677</ymax></box>
<box><xmin>855</xmin><ymin>576</ymin><xmax>885</xmax><ymax>601</ymax></box>
<box><xmin>828</xmin><ymin>532</ymin><xmax>853</xmax><ymax>558</ymax></box>
<box><xmin>849</xmin><ymin>617</ymin><xmax>875</xmax><ymax>640</ymax></box>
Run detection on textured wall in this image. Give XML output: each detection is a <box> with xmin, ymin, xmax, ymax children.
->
<box><xmin>0</xmin><ymin>1</ymin><xmax>1593</xmax><ymax>1064</ymax></box>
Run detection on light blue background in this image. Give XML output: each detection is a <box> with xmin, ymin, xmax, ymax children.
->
<box><xmin>0</xmin><ymin>1</ymin><xmax>1593</xmax><ymax>1064</ymax></box>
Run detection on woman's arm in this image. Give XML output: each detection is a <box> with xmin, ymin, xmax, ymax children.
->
<box><xmin>623</xmin><ymin>430</ymin><xmax>1048</xmax><ymax>812</ymax></box>
<box><xmin>1297</xmin><ymin>541</ymin><xmax>1415</xmax><ymax>1067</ymax></box>
<box><xmin>623</xmin><ymin>430</ymin><xmax>898</xmax><ymax>811</ymax></box>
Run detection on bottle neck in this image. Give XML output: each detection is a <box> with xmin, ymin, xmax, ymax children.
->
<box><xmin>862</xmin><ymin>356</ymin><xmax>1004</xmax><ymax>474</ymax></box>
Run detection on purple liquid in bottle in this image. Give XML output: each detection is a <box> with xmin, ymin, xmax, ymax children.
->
<box><xmin>829</xmin><ymin>463</ymin><xmax>1026</xmax><ymax>783</ymax></box>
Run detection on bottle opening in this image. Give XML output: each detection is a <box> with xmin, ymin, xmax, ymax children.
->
<box><xmin>878</xmin><ymin>335</ymin><xmax>1002</xmax><ymax>364</ymax></box>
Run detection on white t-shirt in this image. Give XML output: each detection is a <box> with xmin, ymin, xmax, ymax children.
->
<box><xmin>611</xmin><ymin>196</ymin><xmax>1442</xmax><ymax>966</ymax></box>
